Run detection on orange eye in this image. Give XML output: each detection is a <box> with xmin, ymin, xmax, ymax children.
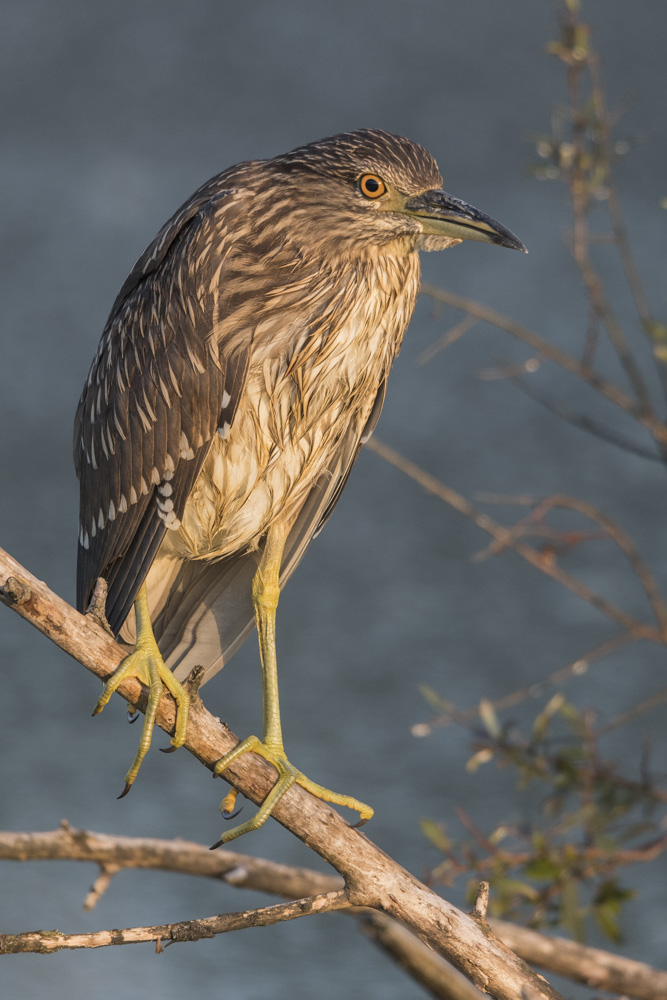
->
<box><xmin>359</xmin><ymin>174</ymin><xmax>387</xmax><ymax>199</ymax></box>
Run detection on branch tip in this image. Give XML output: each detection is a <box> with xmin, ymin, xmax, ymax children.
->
<box><xmin>473</xmin><ymin>881</ymin><xmax>490</xmax><ymax>920</ymax></box>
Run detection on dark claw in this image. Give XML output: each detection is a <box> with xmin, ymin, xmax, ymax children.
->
<box><xmin>209</xmin><ymin>839</ymin><xmax>224</xmax><ymax>851</ymax></box>
<box><xmin>351</xmin><ymin>817</ymin><xmax>370</xmax><ymax>829</ymax></box>
<box><xmin>159</xmin><ymin>745</ymin><xmax>178</xmax><ymax>754</ymax></box>
<box><xmin>222</xmin><ymin>806</ymin><xmax>243</xmax><ymax>821</ymax></box>
<box><xmin>117</xmin><ymin>783</ymin><xmax>133</xmax><ymax>799</ymax></box>
<box><xmin>127</xmin><ymin>711</ymin><xmax>139</xmax><ymax>724</ymax></box>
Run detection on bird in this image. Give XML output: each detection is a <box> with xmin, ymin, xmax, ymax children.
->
<box><xmin>74</xmin><ymin>129</ymin><xmax>525</xmax><ymax>843</ymax></box>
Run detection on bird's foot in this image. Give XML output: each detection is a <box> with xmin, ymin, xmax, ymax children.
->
<box><xmin>92</xmin><ymin>638</ymin><xmax>189</xmax><ymax>796</ymax></box>
<box><xmin>211</xmin><ymin>736</ymin><xmax>373</xmax><ymax>845</ymax></box>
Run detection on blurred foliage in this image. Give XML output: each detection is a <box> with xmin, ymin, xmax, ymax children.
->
<box><xmin>420</xmin><ymin>689</ymin><xmax>664</xmax><ymax>942</ymax></box>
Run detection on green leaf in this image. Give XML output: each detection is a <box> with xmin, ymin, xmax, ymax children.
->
<box><xmin>595</xmin><ymin>901</ymin><xmax>623</xmax><ymax>943</ymax></box>
<box><xmin>420</xmin><ymin>818</ymin><xmax>451</xmax><ymax>853</ymax></box>
<box><xmin>595</xmin><ymin>879</ymin><xmax>635</xmax><ymax>906</ymax></box>
<box><xmin>493</xmin><ymin>878</ymin><xmax>540</xmax><ymax>902</ymax></box>
<box><xmin>560</xmin><ymin>878</ymin><xmax>585</xmax><ymax>942</ymax></box>
<box><xmin>466</xmin><ymin>748</ymin><xmax>494</xmax><ymax>772</ymax></box>
<box><xmin>593</xmin><ymin>881</ymin><xmax>634</xmax><ymax>943</ymax></box>
<box><xmin>524</xmin><ymin>858</ymin><xmax>562</xmax><ymax>881</ymax></box>
<box><xmin>479</xmin><ymin>698</ymin><xmax>501</xmax><ymax>738</ymax></box>
<box><xmin>556</xmin><ymin>699</ymin><xmax>584</xmax><ymax>735</ymax></box>
<box><xmin>418</xmin><ymin>684</ymin><xmax>448</xmax><ymax>711</ymax></box>
<box><xmin>532</xmin><ymin>694</ymin><xmax>565</xmax><ymax>741</ymax></box>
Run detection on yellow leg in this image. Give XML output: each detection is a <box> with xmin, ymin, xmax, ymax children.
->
<box><xmin>213</xmin><ymin>524</ymin><xmax>373</xmax><ymax>845</ymax></box>
<box><xmin>92</xmin><ymin>583</ymin><xmax>190</xmax><ymax>796</ymax></box>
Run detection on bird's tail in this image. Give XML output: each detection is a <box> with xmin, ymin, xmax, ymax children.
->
<box><xmin>118</xmin><ymin>452</ymin><xmax>353</xmax><ymax>686</ymax></box>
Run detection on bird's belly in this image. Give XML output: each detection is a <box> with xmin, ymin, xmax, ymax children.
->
<box><xmin>162</xmin><ymin>356</ymin><xmax>381</xmax><ymax>562</ymax></box>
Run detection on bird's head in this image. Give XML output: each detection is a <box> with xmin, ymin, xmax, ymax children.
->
<box><xmin>255</xmin><ymin>129</ymin><xmax>526</xmax><ymax>260</ymax></box>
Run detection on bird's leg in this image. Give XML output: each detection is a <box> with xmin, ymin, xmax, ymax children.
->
<box><xmin>213</xmin><ymin>524</ymin><xmax>373</xmax><ymax>844</ymax></box>
<box><xmin>92</xmin><ymin>583</ymin><xmax>190</xmax><ymax>796</ymax></box>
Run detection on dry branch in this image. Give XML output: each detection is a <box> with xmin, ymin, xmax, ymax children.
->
<box><xmin>0</xmin><ymin>824</ymin><xmax>486</xmax><ymax>1000</ymax></box>
<box><xmin>414</xmin><ymin>633</ymin><xmax>636</xmax><ymax>735</ymax></box>
<box><xmin>493</xmin><ymin>919</ymin><xmax>667</xmax><ymax>1000</ymax></box>
<box><xmin>419</xmin><ymin>283</ymin><xmax>667</xmax><ymax>448</ymax></box>
<box><xmin>0</xmin><ymin>545</ymin><xmax>563</xmax><ymax>1000</ymax></box>
<box><xmin>1</xmin><ymin>825</ymin><xmax>664</xmax><ymax>1000</ymax></box>
<box><xmin>0</xmin><ymin>891</ymin><xmax>350</xmax><ymax>954</ymax></box>
<box><xmin>365</xmin><ymin>437</ymin><xmax>662</xmax><ymax>641</ymax></box>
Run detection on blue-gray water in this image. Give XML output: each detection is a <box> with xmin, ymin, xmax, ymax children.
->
<box><xmin>1</xmin><ymin>2</ymin><xmax>666</xmax><ymax>997</ymax></box>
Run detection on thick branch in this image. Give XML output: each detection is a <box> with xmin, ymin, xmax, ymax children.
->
<box><xmin>493</xmin><ymin>919</ymin><xmax>667</xmax><ymax>1000</ymax></box>
<box><xmin>0</xmin><ymin>546</ymin><xmax>563</xmax><ymax>1000</ymax></box>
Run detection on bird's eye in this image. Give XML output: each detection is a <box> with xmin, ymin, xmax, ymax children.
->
<box><xmin>359</xmin><ymin>174</ymin><xmax>387</xmax><ymax>199</ymax></box>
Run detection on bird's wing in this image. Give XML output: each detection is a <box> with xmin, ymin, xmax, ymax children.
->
<box><xmin>160</xmin><ymin>378</ymin><xmax>389</xmax><ymax>685</ymax></box>
<box><xmin>74</xmin><ymin>187</ymin><xmax>250</xmax><ymax>634</ymax></box>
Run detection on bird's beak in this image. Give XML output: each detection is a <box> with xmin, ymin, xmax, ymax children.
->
<box><xmin>400</xmin><ymin>188</ymin><xmax>527</xmax><ymax>252</ymax></box>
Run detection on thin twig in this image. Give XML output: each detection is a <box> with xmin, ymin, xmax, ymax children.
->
<box><xmin>366</xmin><ymin>436</ymin><xmax>663</xmax><ymax>641</ymax></box>
<box><xmin>586</xmin><ymin>54</ymin><xmax>658</xmax><ymax>334</ymax></box>
<box><xmin>413</xmin><ymin>634</ymin><xmax>637</xmax><ymax>735</ymax></box>
<box><xmin>420</xmin><ymin>284</ymin><xmax>667</xmax><ymax>448</ymax></box>
<box><xmin>564</xmin><ymin>49</ymin><xmax>653</xmax><ymax>414</ymax></box>
<box><xmin>474</xmin><ymin>492</ymin><xmax>667</xmax><ymax>637</ymax></box>
<box><xmin>0</xmin><ymin>890</ymin><xmax>350</xmax><ymax>954</ymax></box>
<box><xmin>438</xmin><ymin>834</ymin><xmax>667</xmax><ymax>879</ymax></box>
<box><xmin>598</xmin><ymin>686</ymin><xmax>667</xmax><ymax>736</ymax></box>
<box><xmin>510</xmin><ymin>373</ymin><xmax>660</xmax><ymax>462</ymax></box>
<box><xmin>417</xmin><ymin>314</ymin><xmax>477</xmax><ymax>365</ymax></box>
<box><xmin>529</xmin><ymin>495</ymin><xmax>667</xmax><ymax>636</ymax></box>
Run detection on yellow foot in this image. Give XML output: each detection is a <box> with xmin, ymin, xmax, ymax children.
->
<box><xmin>211</xmin><ymin>736</ymin><xmax>373</xmax><ymax>846</ymax></box>
<box><xmin>92</xmin><ymin>642</ymin><xmax>189</xmax><ymax>797</ymax></box>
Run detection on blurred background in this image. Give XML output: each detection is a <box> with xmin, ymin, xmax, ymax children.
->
<box><xmin>1</xmin><ymin>1</ymin><xmax>666</xmax><ymax>997</ymax></box>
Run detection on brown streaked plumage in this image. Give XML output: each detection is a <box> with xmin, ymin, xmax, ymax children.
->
<box><xmin>75</xmin><ymin>129</ymin><xmax>525</xmax><ymax>840</ymax></box>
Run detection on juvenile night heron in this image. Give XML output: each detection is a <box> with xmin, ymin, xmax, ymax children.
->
<box><xmin>75</xmin><ymin>129</ymin><xmax>525</xmax><ymax>842</ymax></box>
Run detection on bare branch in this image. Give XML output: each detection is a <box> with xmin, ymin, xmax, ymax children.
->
<box><xmin>0</xmin><ymin>891</ymin><xmax>350</xmax><ymax>955</ymax></box>
<box><xmin>472</xmin><ymin>492</ymin><xmax>667</xmax><ymax>637</ymax></box>
<box><xmin>0</xmin><ymin>822</ymin><xmax>339</xmax><ymax>898</ymax></box>
<box><xmin>360</xmin><ymin>913</ymin><xmax>489</xmax><ymax>1000</ymax></box>
<box><xmin>83</xmin><ymin>864</ymin><xmax>121</xmax><ymax>911</ymax></box>
<box><xmin>563</xmin><ymin>37</ymin><xmax>653</xmax><ymax>413</ymax></box>
<box><xmin>420</xmin><ymin>283</ymin><xmax>667</xmax><ymax>449</ymax></box>
<box><xmin>365</xmin><ymin>437</ymin><xmax>663</xmax><ymax>641</ymax></box>
<box><xmin>0</xmin><ymin>546</ymin><xmax>563</xmax><ymax>1000</ymax></box>
<box><xmin>493</xmin><ymin>918</ymin><xmax>667</xmax><ymax>1000</ymax></box>
<box><xmin>509</xmin><ymin>373</ymin><xmax>661</xmax><ymax>462</ymax></box>
<box><xmin>599</xmin><ymin>685</ymin><xmax>667</xmax><ymax>736</ymax></box>
<box><xmin>529</xmin><ymin>495</ymin><xmax>667</xmax><ymax>636</ymax></box>
<box><xmin>417</xmin><ymin>314</ymin><xmax>477</xmax><ymax>365</ymax></box>
<box><xmin>2</xmin><ymin>825</ymin><xmax>664</xmax><ymax>1000</ymax></box>
<box><xmin>414</xmin><ymin>634</ymin><xmax>636</xmax><ymax>734</ymax></box>
<box><xmin>0</xmin><ymin>824</ymin><xmax>485</xmax><ymax>1000</ymax></box>
<box><xmin>473</xmin><ymin>882</ymin><xmax>489</xmax><ymax>920</ymax></box>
